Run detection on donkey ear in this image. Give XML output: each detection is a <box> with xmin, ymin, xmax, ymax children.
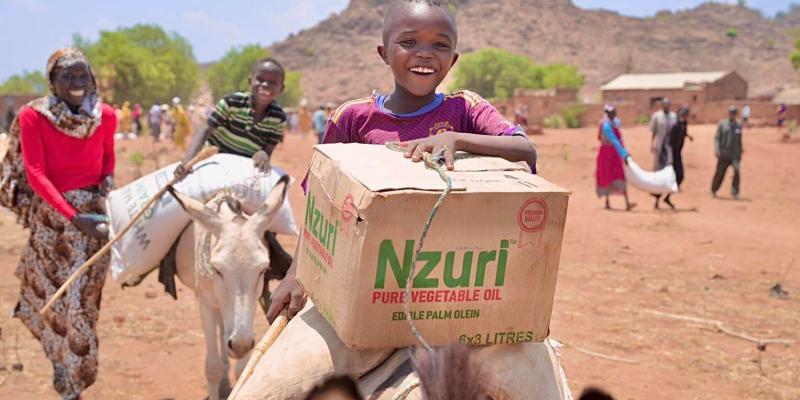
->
<box><xmin>168</xmin><ymin>186</ymin><xmax>223</xmax><ymax>234</ymax></box>
<box><xmin>249</xmin><ymin>174</ymin><xmax>290</xmax><ymax>234</ymax></box>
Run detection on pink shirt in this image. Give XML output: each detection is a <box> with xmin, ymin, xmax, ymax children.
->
<box><xmin>19</xmin><ymin>104</ymin><xmax>116</xmax><ymax>219</ymax></box>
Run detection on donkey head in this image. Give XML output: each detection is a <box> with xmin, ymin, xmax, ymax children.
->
<box><xmin>172</xmin><ymin>175</ymin><xmax>290</xmax><ymax>359</ymax></box>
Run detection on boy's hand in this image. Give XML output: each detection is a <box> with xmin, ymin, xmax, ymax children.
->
<box><xmin>266</xmin><ymin>276</ymin><xmax>306</xmax><ymax>324</ymax></box>
<box><xmin>252</xmin><ymin>150</ymin><xmax>271</xmax><ymax>174</ymax></box>
<box><xmin>174</xmin><ymin>161</ymin><xmax>190</xmax><ymax>179</ymax></box>
<box><xmin>398</xmin><ymin>132</ymin><xmax>458</xmax><ymax>170</ymax></box>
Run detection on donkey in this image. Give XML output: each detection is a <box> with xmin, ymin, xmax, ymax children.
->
<box><xmin>170</xmin><ymin>175</ymin><xmax>290</xmax><ymax>400</ymax></box>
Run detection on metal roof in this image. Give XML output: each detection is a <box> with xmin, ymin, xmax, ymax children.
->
<box><xmin>601</xmin><ymin>71</ymin><xmax>731</xmax><ymax>91</ymax></box>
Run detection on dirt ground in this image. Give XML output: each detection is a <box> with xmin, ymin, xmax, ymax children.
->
<box><xmin>0</xmin><ymin>125</ymin><xmax>797</xmax><ymax>399</ymax></box>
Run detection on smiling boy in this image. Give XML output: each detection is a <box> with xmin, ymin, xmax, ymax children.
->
<box><xmin>318</xmin><ymin>1</ymin><xmax>536</xmax><ymax>171</ymax></box>
<box><xmin>269</xmin><ymin>0</ymin><xmax>537</xmax><ymax>323</ymax></box>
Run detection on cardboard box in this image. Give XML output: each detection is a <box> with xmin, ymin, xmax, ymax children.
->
<box><xmin>297</xmin><ymin>144</ymin><xmax>570</xmax><ymax>349</ymax></box>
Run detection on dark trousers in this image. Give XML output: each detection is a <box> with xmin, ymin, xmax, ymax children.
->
<box><xmin>673</xmin><ymin>153</ymin><xmax>684</xmax><ymax>187</ymax></box>
<box><xmin>711</xmin><ymin>157</ymin><xmax>740</xmax><ymax>195</ymax></box>
<box><xmin>260</xmin><ymin>232</ymin><xmax>293</xmax><ymax>316</ymax></box>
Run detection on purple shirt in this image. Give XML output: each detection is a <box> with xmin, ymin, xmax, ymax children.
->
<box><xmin>303</xmin><ymin>91</ymin><xmax>525</xmax><ymax>191</ymax></box>
<box><xmin>323</xmin><ymin>91</ymin><xmax>519</xmax><ymax>144</ymax></box>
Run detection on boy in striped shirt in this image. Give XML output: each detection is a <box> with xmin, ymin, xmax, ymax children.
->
<box><xmin>176</xmin><ymin>58</ymin><xmax>288</xmax><ymax>175</ymax></box>
<box><xmin>173</xmin><ymin>58</ymin><xmax>292</xmax><ymax>312</ymax></box>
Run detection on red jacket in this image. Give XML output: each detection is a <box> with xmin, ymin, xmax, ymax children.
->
<box><xmin>19</xmin><ymin>104</ymin><xmax>116</xmax><ymax>220</ymax></box>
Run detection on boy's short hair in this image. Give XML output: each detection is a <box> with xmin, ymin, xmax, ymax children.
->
<box><xmin>383</xmin><ymin>0</ymin><xmax>457</xmax><ymax>45</ymax></box>
<box><xmin>251</xmin><ymin>57</ymin><xmax>286</xmax><ymax>81</ymax></box>
<box><xmin>401</xmin><ymin>0</ymin><xmax>450</xmax><ymax>5</ymax></box>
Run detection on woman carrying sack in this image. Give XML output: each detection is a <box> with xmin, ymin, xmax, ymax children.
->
<box><xmin>0</xmin><ymin>47</ymin><xmax>117</xmax><ymax>400</ymax></box>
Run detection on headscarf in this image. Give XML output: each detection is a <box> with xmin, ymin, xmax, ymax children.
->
<box><xmin>27</xmin><ymin>47</ymin><xmax>103</xmax><ymax>139</ymax></box>
<box><xmin>0</xmin><ymin>47</ymin><xmax>103</xmax><ymax>224</ymax></box>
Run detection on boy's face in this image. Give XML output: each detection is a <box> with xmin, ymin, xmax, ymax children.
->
<box><xmin>250</xmin><ymin>62</ymin><xmax>284</xmax><ymax>105</ymax></box>
<box><xmin>378</xmin><ymin>3</ymin><xmax>458</xmax><ymax>97</ymax></box>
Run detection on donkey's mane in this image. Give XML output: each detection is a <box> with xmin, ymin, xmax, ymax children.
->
<box><xmin>412</xmin><ymin>345</ymin><xmax>490</xmax><ymax>400</ymax></box>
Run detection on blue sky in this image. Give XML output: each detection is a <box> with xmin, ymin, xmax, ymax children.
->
<box><xmin>573</xmin><ymin>0</ymin><xmax>790</xmax><ymax>18</ymax></box>
<box><xmin>0</xmin><ymin>0</ymin><xmax>793</xmax><ymax>81</ymax></box>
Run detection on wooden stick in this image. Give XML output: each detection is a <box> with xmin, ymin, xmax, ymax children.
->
<box><xmin>228</xmin><ymin>314</ymin><xmax>289</xmax><ymax>400</ymax></box>
<box><xmin>39</xmin><ymin>147</ymin><xmax>219</xmax><ymax>315</ymax></box>
<box><xmin>560</xmin><ymin>341</ymin><xmax>639</xmax><ymax>364</ymax></box>
<box><xmin>643</xmin><ymin>309</ymin><xmax>795</xmax><ymax>347</ymax></box>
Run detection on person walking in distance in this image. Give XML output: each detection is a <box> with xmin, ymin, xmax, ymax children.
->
<box><xmin>312</xmin><ymin>104</ymin><xmax>327</xmax><ymax>144</ymax></box>
<box><xmin>741</xmin><ymin>104</ymin><xmax>750</xmax><ymax>128</ymax></box>
<box><xmin>650</xmin><ymin>97</ymin><xmax>676</xmax><ymax>209</ymax></box>
<box><xmin>595</xmin><ymin>105</ymin><xmax>635</xmax><ymax>211</ymax></box>
<box><xmin>711</xmin><ymin>106</ymin><xmax>743</xmax><ymax>199</ymax></box>
<box><xmin>662</xmin><ymin>107</ymin><xmax>693</xmax><ymax>209</ymax></box>
<box><xmin>148</xmin><ymin>103</ymin><xmax>162</xmax><ymax>142</ymax></box>
<box><xmin>777</xmin><ymin>103</ymin><xmax>788</xmax><ymax>141</ymax></box>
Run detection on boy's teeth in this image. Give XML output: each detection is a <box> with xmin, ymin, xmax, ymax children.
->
<box><xmin>69</xmin><ymin>90</ymin><xmax>85</xmax><ymax>96</ymax></box>
<box><xmin>410</xmin><ymin>67</ymin><xmax>435</xmax><ymax>74</ymax></box>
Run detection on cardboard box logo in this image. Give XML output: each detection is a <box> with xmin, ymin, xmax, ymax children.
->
<box><xmin>373</xmin><ymin>238</ymin><xmax>509</xmax><ymax>289</ymax></box>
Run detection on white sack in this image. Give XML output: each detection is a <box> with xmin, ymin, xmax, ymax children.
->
<box><xmin>107</xmin><ymin>154</ymin><xmax>298</xmax><ymax>285</ymax></box>
<box><xmin>623</xmin><ymin>156</ymin><xmax>678</xmax><ymax>195</ymax></box>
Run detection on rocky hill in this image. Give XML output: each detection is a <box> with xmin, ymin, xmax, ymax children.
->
<box><xmin>268</xmin><ymin>0</ymin><xmax>799</xmax><ymax>104</ymax></box>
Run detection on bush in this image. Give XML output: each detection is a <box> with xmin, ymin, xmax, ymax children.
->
<box><xmin>561</xmin><ymin>104</ymin><xmax>586</xmax><ymax>129</ymax></box>
<box><xmin>279</xmin><ymin>70</ymin><xmax>303</xmax><ymax>108</ymax></box>
<box><xmin>542</xmin><ymin>64</ymin><xmax>584</xmax><ymax>91</ymax></box>
<box><xmin>0</xmin><ymin>71</ymin><xmax>48</xmax><ymax>95</ymax></box>
<box><xmin>636</xmin><ymin>115</ymin><xmax>651</xmax><ymax>125</ymax></box>
<box><xmin>450</xmin><ymin>48</ymin><xmax>583</xmax><ymax>100</ymax></box>
<box><xmin>76</xmin><ymin>24</ymin><xmax>200</xmax><ymax>106</ymax></box>
<box><xmin>543</xmin><ymin>114</ymin><xmax>564</xmax><ymax>129</ymax></box>
<box><xmin>792</xmin><ymin>28</ymin><xmax>800</xmax><ymax>71</ymax></box>
<box><xmin>726</xmin><ymin>28</ymin><xmax>738</xmax><ymax>39</ymax></box>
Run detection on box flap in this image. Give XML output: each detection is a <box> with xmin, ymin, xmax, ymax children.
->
<box><xmin>316</xmin><ymin>143</ymin><xmax>531</xmax><ymax>192</ymax></box>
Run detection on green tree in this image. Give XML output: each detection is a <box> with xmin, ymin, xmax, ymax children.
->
<box><xmin>450</xmin><ymin>48</ymin><xmax>582</xmax><ymax>100</ymax></box>
<box><xmin>0</xmin><ymin>70</ymin><xmax>48</xmax><ymax>95</ymax></box>
<box><xmin>792</xmin><ymin>29</ymin><xmax>800</xmax><ymax>70</ymax></box>
<box><xmin>542</xmin><ymin>63</ymin><xmax>584</xmax><ymax>90</ymax></box>
<box><xmin>76</xmin><ymin>24</ymin><xmax>199</xmax><ymax>106</ymax></box>
<box><xmin>206</xmin><ymin>44</ymin><xmax>303</xmax><ymax>107</ymax></box>
<box><xmin>450</xmin><ymin>48</ymin><xmax>542</xmax><ymax>100</ymax></box>
<box><xmin>279</xmin><ymin>70</ymin><xmax>303</xmax><ymax>107</ymax></box>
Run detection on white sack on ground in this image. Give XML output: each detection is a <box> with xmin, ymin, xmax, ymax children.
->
<box><xmin>107</xmin><ymin>154</ymin><xmax>298</xmax><ymax>285</ymax></box>
<box><xmin>623</xmin><ymin>156</ymin><xmax>678</xmax><ymax>195</ymax></box>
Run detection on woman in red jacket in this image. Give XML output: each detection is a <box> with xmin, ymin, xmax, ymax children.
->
<box><xmin>0</xmin><ymin>47</ymin><xmax>116</xmax><ymax>400</ymax></box>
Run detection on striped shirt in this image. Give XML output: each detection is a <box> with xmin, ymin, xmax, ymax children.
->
<box><xmin>207</xmin><ymin>92</ymin><xmax>286</xmax><ymax>157</ymax></box>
